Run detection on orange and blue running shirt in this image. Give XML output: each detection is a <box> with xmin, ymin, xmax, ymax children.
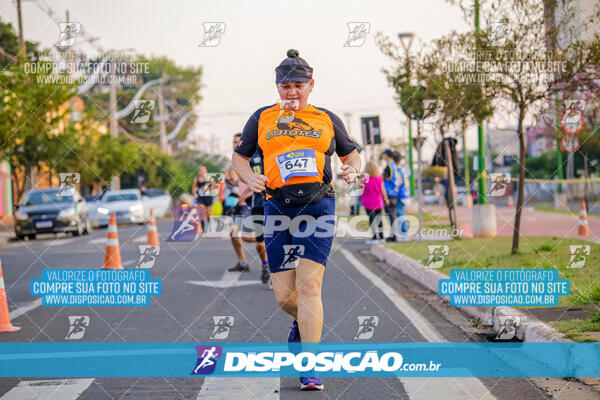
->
<box><xmin>234</xmin><ymin>104</ymin><xmax>358</xmax><ymax>192</ymax></box>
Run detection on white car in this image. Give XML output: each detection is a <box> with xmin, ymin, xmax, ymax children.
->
<box><xmin>142</xmin><ymin>188</ymin><xmax>172</xmax><ymax>218</ymax></box>
<box><xmin>93</xmin><ymin>189</ymin><xmax>146</xmax><ymax>227</ymax></box>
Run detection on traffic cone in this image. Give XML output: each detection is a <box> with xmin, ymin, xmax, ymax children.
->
<box><xmin>507</xmin><ymin>194</ymin><xmax>514</xmax><ymax>208</ymax></box>
<box><xmin>0</xmin><ymin>259</ymin><xmax>21</xmax><ymax>332</ymax></box>
<box><xmin>103</xmin><ymin>213</ymin><xmax>123</xmax><ymax>269</ymax></box>
<box><xmin>146</xmin><ymin>209</ymin><xmax>160</xmax><ymax>246</ymax></box>
<box><xmin>578</xmin><ymin>202</ymin><xmax>590</xmax><ymax>236</ymax></box>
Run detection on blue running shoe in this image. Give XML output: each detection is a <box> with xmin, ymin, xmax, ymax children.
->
<box><xmin>288</xmin><ymin>320</ymin><xmax>301</xmax><ymax>353</ymax></box>
<box><xmin>300</xmin><ymin>376</ymin><xmax>324</xmax><ymax>390</ymax></box>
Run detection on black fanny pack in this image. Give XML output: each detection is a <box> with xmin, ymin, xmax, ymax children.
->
<box><xmin>266</xmin><ymin>182</ymin><xmax>334</xmax><ymax>207</ymax></box>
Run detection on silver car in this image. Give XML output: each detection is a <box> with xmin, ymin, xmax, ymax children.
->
<box><xmin>93</xmin><ymin>189</ymin><xmax>146</xmax><ymax>227</ymax></box>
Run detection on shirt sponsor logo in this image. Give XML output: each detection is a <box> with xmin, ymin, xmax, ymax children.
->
<box><xmin>266</xmin><ymin>129</ymin><xmax>322</xmax><ymax>139</ymax></box>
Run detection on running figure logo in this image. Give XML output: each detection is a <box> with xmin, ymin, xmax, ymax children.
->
<box><xmin>167</xmin><ymin>204</ymin><xmax>202</xmax><ymax>242</ymax></box>
<box><xmin>354</xmin><ymin>316</ymin><xmax>379</xmax><ymax>339</ymax></box>
<box><xmin>488</xmin><ymin>22</ymin><xmax>509</xmax><ymax>47</ymax></box>
<box><xmin>56</xmin><ymin>22</ymin><xmax>80</xmax><ymax>48</ymax></box>
<box><xmin>566</xmin><ymin>245</ymin><xmax>590</xmax><ymax>269</ymax></box>
<box><xmin>344</xmin><ymin>22</ymin><xmax>370</xmax><ymax>47</ymax></box>
<box><xmin>488</xmin><ymin>173</ymin><xmax>511</xmax><ymax>197</ymax></box>
<box><xmin>421</xmin><ymin>100</ymin><xmax>444</xmax><ymax>123</ymax></box>
<box><xmin>191</xmin><ymin>345</ymin><xmax>223</xmax><ymax>375</ymax></box>
<box><xmin>344</xmin><ymin>173</ymin><xmax>369</xmax><ymax>197</ymax></box>
<box><xmin>281</xmin><ymin>245</ymin><xmax>305</xmax><ymax>269</ymax></box>
<box><xmin>65</xmin><ymin>316</ymin><xmax>89</xmax><ymax>340</ymax></box>
<box><xmin>275</xmin><ymin>106</ymin><xmax>315</xmax><ymax>131</ymax></box>
<box><xmin>130</xmin><ymin>100</ymin><xmax>155</xmax><ymax>124</ymax></box>
<box><xmin>136</xmin><ymin>245</ymin><xmax>160</xmax><ymax>269</ymax></box>
<box><xmin>426</xmin><ymin>245</ymin><xmax>449</xmax><ymax>269</ymax></box>
<box><xmin>496</xmin><ymin>316</ymin><xmax>520</xmax><ymax>340</ymax></box>
<box><xmin>58</xmin><ymin>173</ymin><xmax>80</xmax><ymax>196</ymax></box>
<box><xmin>564</xmin><ymin>99</ymin><xmax>585</xmax><ymax>113</ymax></box>
<box><xmin>561</xmin><ymin>100</ymin><xmax>585</xmax><ymax>134</ymax></box>
<box><xmin>203</xmin><ymin>173</ymin><xmax>224</xmax><ymax>197</ymax></box>
<box><xmin>199</xmin><ymin>22</ymin><xmax>226</xmax><ymax>47</ymax></box>
<box><xmin>210</xmin><ymin>316</ymin><xmax>234</xmax><ymax>339</ymax></box>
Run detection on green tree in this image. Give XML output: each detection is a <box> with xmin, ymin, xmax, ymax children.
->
<box><xmin>449</xmin><ymin>0</ymin><xmax>599</xmax><ymax>253</ymax></box>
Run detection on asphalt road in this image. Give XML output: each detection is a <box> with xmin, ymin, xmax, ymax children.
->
<box><xmin>0</xmin><ymin>220</ymin><xmax>568</xmax><ymax>399</ymax></box>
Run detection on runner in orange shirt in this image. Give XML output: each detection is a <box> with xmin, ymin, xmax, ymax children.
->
<box><xmin>232</xmin><ymin>49</ymin><xmax>361</xmax><ymax>391</ymax></box>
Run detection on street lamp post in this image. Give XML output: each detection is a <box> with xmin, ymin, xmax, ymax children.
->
<box><xmin>398</xmin><ymin>32</ymin><xmax>416</xmax><ymax>197</ymax></box>
<box><xmin>471</xmin><ymin>0</ymin><xmax>497</xmax><ymax>237</ymax></box>
<box><xmin>474</xmin><ymin>0</ymin><xmax>487</xmax><ymax>204</ymax></box>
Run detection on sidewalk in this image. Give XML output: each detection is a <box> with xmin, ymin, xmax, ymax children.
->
<box><xmin>424</xmin><ymin>205</ymin><xmax>600</xmax><ymax>243</ymax></box>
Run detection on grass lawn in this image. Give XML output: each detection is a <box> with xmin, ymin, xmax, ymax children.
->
<box><xmin>386</xmin><ymin>236</ymin><xmax>599</xmax><ymax>307</ymax></box>
<box><xmin>552</xmin><ymin>317</ymin><xmax>600</xmax><ymax>342</ymax></box>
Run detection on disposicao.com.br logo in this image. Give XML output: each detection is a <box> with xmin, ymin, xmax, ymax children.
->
<box><xmin>189</xmin><ymin>343</ymin><xmax>442</xmax><ymax>377</ymax></box>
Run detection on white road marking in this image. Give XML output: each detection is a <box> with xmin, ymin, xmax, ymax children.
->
<box><xmin>340</xmin><ymin>248</ymin><xmax>497</xmax><ymax>400</ymax></box>
<box><xmin>132</xmin><ymin>236</ymin><xmax>147</xmax><ymax>243</ymax></box>
<box><xmin>88</xmin><ymin>237</ymin><xmax>105</xmax><ymax>245</ymax></box>
<box><xmin>196</xmin><ymin>378</ymin><xmax>279</xmax><ymax>400</ymax></box>
<box><xmin>44</xmin><ymin>238</ymin><xmax>79</xmax><ymax>247</ymax></box>
<box><xmin>188</xmin><ymin>271</ymin><xmax>262</xmax><ymax>289</ymax></box>
<box><xmin>0</xmin><ymin>378</ymin><xmax>94</xmax><ymax>400</ymax></box>
<box><xmin>340</xmin><ymin>249</ymin><xmax>443</xmax><ymax>342</ymax></box>
<box><xmin>9</xmin><ymin>298</ymin><xmax>42</xmax><ymax>320</ymax></box>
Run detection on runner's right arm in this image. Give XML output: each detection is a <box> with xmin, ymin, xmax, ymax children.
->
<box><xmin>232</xmin><ymin>152</ymin><xmax>268</xmax><ymax>193</ymax></box>
<box><xmin>232</xmin><ymin>108</ymin><xmax>269</xmax><ymax>193</ymax></box>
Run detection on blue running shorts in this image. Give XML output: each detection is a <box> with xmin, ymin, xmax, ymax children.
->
<box><xmin>263</xmin><ymin>196</ymin><xmax>336</xmax><ymax>273</ymax></box>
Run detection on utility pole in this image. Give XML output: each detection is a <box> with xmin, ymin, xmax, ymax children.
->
<box><xmin>16</xmin><ymin>0</ymin><xmax>26</xmax><ymax>58</ymax></box>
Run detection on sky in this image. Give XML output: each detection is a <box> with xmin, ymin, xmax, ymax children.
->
<box><xmin>1</xmin><ymin>0</ymin><xmax>476</xmax><ymax>158</ymax></box>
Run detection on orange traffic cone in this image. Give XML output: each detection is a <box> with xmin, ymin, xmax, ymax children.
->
<box><xmin>0</xmin><ymin>259</ymin><xmax>21</xmax><ymax>332</ymax></box>
<box><xmin>103</xmin><ymin>213</ymin><xmax>123</xmax><ymax>269</ymax></box>
<box><xmin>578</xmin><ymin>202</ymin><xmax>590</xmax><ymax>236</ymax></box>
<box><xmin>507</xmin><ymin>194</ymin><xmax>514</xmax><ymax>208</ymax></box>
<box><xmin>146</xmin><ymin>209</ymin><xmax>160</xmax><ymax>246</ymax></box>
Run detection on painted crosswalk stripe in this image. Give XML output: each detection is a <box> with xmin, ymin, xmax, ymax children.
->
<box><xmin>196</xmin><ymin>378</ymin><xmax>279</xmax><ymax>399</ymax></box>
<box><xmin>9</xmin><ymin>298</ymin><xmax>42</xmax><ymax>320</ymax></box>
<box><xmin>0</xmin><ymin>379</ymin><xmax>94</xmax><ymax>400</ymax></box>
<box><xmin>340</xmin><ymin>248</ymin><xmax>497</xmax><ymax>400</ymax></box>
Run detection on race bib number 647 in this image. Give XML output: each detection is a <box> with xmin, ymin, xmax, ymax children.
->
<box><xmin>276</xmin><ymin>149</ymin><xmax>319</xmax><ymax>182</ymax></box>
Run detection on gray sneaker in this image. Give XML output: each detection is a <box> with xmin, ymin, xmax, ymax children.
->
<box><xmin>228</xmin><ymin>262</ymin><xmax>250</xmax><ymax>272</ymax></box>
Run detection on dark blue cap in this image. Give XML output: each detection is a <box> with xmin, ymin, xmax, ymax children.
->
<box><xmin>275</xmin><ymin>49</ymin><xmax>313</xmax><ymax>84</ymax></box>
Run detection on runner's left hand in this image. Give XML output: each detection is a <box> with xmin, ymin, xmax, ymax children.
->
<box><xmin>340</xmin><ymin>164</ymin><xmax>359</xmax><ymax>184</ymax></box>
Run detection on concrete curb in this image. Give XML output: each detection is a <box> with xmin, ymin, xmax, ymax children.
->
<box><xmin>371</xmin><ymin>244</ymin><xmax>569</xmax><ymax>342</ymax></box>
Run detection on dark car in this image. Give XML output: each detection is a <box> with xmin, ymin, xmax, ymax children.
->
<box><xmin>14</xmin><ymin>188</ymin><xmax>91</xmax><ymax>240</ymax></box>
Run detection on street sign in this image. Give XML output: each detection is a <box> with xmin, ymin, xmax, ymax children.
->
<box><xmin>361</xmin><ymin>116</ymin><xmax>381</xmax><ymax>145</ymax></box>
<box><xmin>560</xmin><ymin>136</ymin><xmax>580</xmax><ymax>153</ymax></box>
<box><xmin>560</xmin><ymin>110</ymin><xmax>584</xmax><ymax>135</ymax></box>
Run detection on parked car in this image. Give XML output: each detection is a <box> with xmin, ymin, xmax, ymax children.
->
<box><xmin>423</xmin><ymin>188</ymin><xmax>443</xmax><ymax>205</ymax></box>
<box><xmin>84</xmin><ymin>194</ymin><xmax>101</xmax><ymax>221</ymax></box>
<box><xmin>142</xmin><ymin>188</ymin><xmax>172</xmax><ymax>218</ymax></box>
<box><xmin>84</xmin><ymin>194</ymin><xmax>101</xmax><ymax>203</ymax></box>
<box><xmin>14</xmin><ymin>188</ymin><xmax>91</xmax><ymax>240</ymax></box>
<box><xmin>93</xmin><ymin>189</ymin><xmax>145</xmax><ymax>227</ymax></box>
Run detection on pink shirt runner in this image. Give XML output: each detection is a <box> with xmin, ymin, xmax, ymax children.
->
<box><xmin>361</xmin><ymin>175</ymin><xmax>384</xmax><ymax>210</ymax></box>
